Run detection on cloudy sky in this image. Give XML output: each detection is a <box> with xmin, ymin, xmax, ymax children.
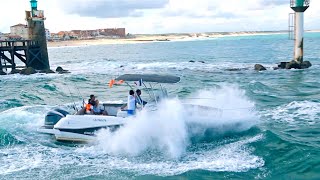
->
<box><xmin>1</xmin><ymin>0</ymin><xmax>319</xmax><ymax>34</ymax></box>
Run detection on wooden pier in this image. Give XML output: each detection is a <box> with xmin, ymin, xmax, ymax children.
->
<box><xmin>0</xmin><ymin>40</ymin><xmax>47</xmax><ymax>73</ymax></box>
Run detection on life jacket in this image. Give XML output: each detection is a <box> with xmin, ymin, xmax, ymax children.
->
<box><xmin>85</xmin><ymin>103</ymin><xmax>92</xmax><ymax>113</ymax></box>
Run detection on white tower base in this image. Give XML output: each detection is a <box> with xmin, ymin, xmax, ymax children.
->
<box><xmin>294</xmin><ymin>12</ymin><xmax>304</xmax><ymax>63</ymax></box>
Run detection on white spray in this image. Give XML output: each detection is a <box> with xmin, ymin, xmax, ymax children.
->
<box><xmin>94</xmin><ymin>85</ymin><xmax>258</xmax><ymax>158</ymax></box>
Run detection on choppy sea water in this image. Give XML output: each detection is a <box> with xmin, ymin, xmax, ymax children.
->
<box><xmin>1</xmin><ymin>33</ymin><xmax>320</xmax><ymax>179</ymax></box>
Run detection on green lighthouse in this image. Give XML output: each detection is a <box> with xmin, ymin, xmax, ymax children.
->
<box><xmin>290</xmin><ymin>0</ymin><xmax>310</xmax><ymax>64</ymax></box>
<box><xmin>26</xmin><ymin>0</ymin><xmax>50</xmax><ymax>70</ymax></box>
<box><xmin>291</xmin><ymin>0</ymin><xmax>309</xmax><ymax>13</ymax></box>
<box><xmin>30</xmin><ymin>0</ymin><xmax>38</xmax><ymax>16</ymax></box>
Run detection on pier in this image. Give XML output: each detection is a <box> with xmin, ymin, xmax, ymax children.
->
<box><xmin>0</xmin><ymin>40</ymin><xmax>46</xmax><ymax>73</ymax></box>
<box><xmin>0</xmin><ymin>0</ymin><xmax>50</xmax><ymax>75</ymax></box>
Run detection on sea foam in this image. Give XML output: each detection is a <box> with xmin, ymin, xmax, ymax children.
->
<box><xmin>94</xmin><ymin>85</ymin><xmax>258</xmax><ymax>158</ymax></box>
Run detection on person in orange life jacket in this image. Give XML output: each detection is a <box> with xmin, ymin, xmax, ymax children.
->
<box><xmin>85</xmin><ymin>103</ymin><xmax>93</xmax><ymax>114</ymax></box>
<box><xmin>86</xmin><ymin>94</ymin><xmax>96</xmax><ymax>114</ymax></box>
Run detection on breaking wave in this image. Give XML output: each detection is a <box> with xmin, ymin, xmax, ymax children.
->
<box><xmin>93</xmin><ymin>85</ymin><xmax>258</xmax><ymax>159</ymax></box>
<box><xmin>262</xmin><ymin>100</ymin><xmax>320</xmax><ymax>125</ymax></box>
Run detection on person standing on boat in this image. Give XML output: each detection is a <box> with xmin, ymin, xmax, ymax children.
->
<box><xmin>136</xmin><ymin>89</ymin><xmax>147</xmax><ymax>107</ymax></box>
<box><xmin>127</xmin><ymin>90</ymin><xmax>136</xmax><ymax>115</ymax></box>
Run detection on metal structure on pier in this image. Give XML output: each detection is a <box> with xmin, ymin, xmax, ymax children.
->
<box><xmin>0</xmin><ymin>0</ymin><xmax>49</xmax><ymax>74</ymax></box>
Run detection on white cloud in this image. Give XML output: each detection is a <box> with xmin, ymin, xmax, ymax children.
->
<box><xmin>0</xmin><ymin>0</ymin><xmax>319</xmax><ymax>34</ymax></box>
<box><xmin>59</xmin><ymin>0</ymin><xmax>169</xmax><ymax>18</ymax></box>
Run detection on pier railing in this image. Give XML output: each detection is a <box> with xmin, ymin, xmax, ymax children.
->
<box><xmin>0</xmin><ymin>40</ymin><xmax>39</xmax><ymax>49</ymax></box>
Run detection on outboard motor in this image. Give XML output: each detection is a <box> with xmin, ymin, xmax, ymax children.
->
<box><xmin>53</xmin><ymin>108</ymin><xmax>70</xmax><ymax>117</ymax></box>
<box><xmin>44</xmin><ymin>109</ymin><xmax>69</xmax><ymax>129</ymax></box>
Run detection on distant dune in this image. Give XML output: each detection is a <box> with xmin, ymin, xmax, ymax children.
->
<box><xmin>47</xmin><ymin>30</ymin><xmax>319</xmax><ymax>48</ymax></box>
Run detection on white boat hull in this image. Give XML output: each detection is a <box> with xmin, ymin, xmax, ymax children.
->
<box><xmin>54</xmin><ymin>130</ymin><xmax>96</xmax><ymax>142</ymax></box>
<box><xmin>37</xmin><ymin>127</ymin><xmax>60</xmax><ymax>135</ymax></box>
<box><xmin>39</xmin><ymin>114</ymin><xmax>130</xmax><ymax>142</ymax></box>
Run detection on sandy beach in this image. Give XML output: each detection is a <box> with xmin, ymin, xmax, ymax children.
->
<box><xmin>47</xmin><ymin>31</ymin><xmax>288</xmax><ymax>47</ymax></box>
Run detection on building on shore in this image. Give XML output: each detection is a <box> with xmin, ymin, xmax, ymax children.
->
<box><xmin>47</xmin><ymin>27</ymin><xmax>126</xmax><ymax>41</ymax></box>
<box><xmin>50</xmin><ymin>33</ymin><xmax>60</xmax><ymax>41</ymax></box>
<box><xmin>8</xmin><ymin>24</ymin><xmax>51</xmax><ymax>41</ymax></box>
<box><xmin>67</xmin><ymin>28</ymin><xmax>126</xmax><ymax>39</ymax></box>
<box><xmin>99</xmin><ymin>28</ymin><xmax>126</xmax><ymax>38</ymax></box>
<box><xmin>59</xmin><ymin>31</ymin><xmax>72</xmax><ymax>40</ymax></box>
<box><xmin>10</xmin><ymin>24</ymin><xmax>29</xmax><ymax>39</ymax></box>
<box><xmin>70</xmin><ymin>30</ymin><xmax>81</xmax><ymax>39</ymax></box>
<box><xmin>57</xmin><ymin>31</ymin><xmax>66</xmax><ymax>39</ymax></box>
<box><xmin>75</xmin><ymin>30</ymin><xmax>99</xmax><ymax>39</ymax></box>
<box><xmin>0</xmin><ymin>32</ymin><xmax>7</xmax><ymax>41</ymax></box>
